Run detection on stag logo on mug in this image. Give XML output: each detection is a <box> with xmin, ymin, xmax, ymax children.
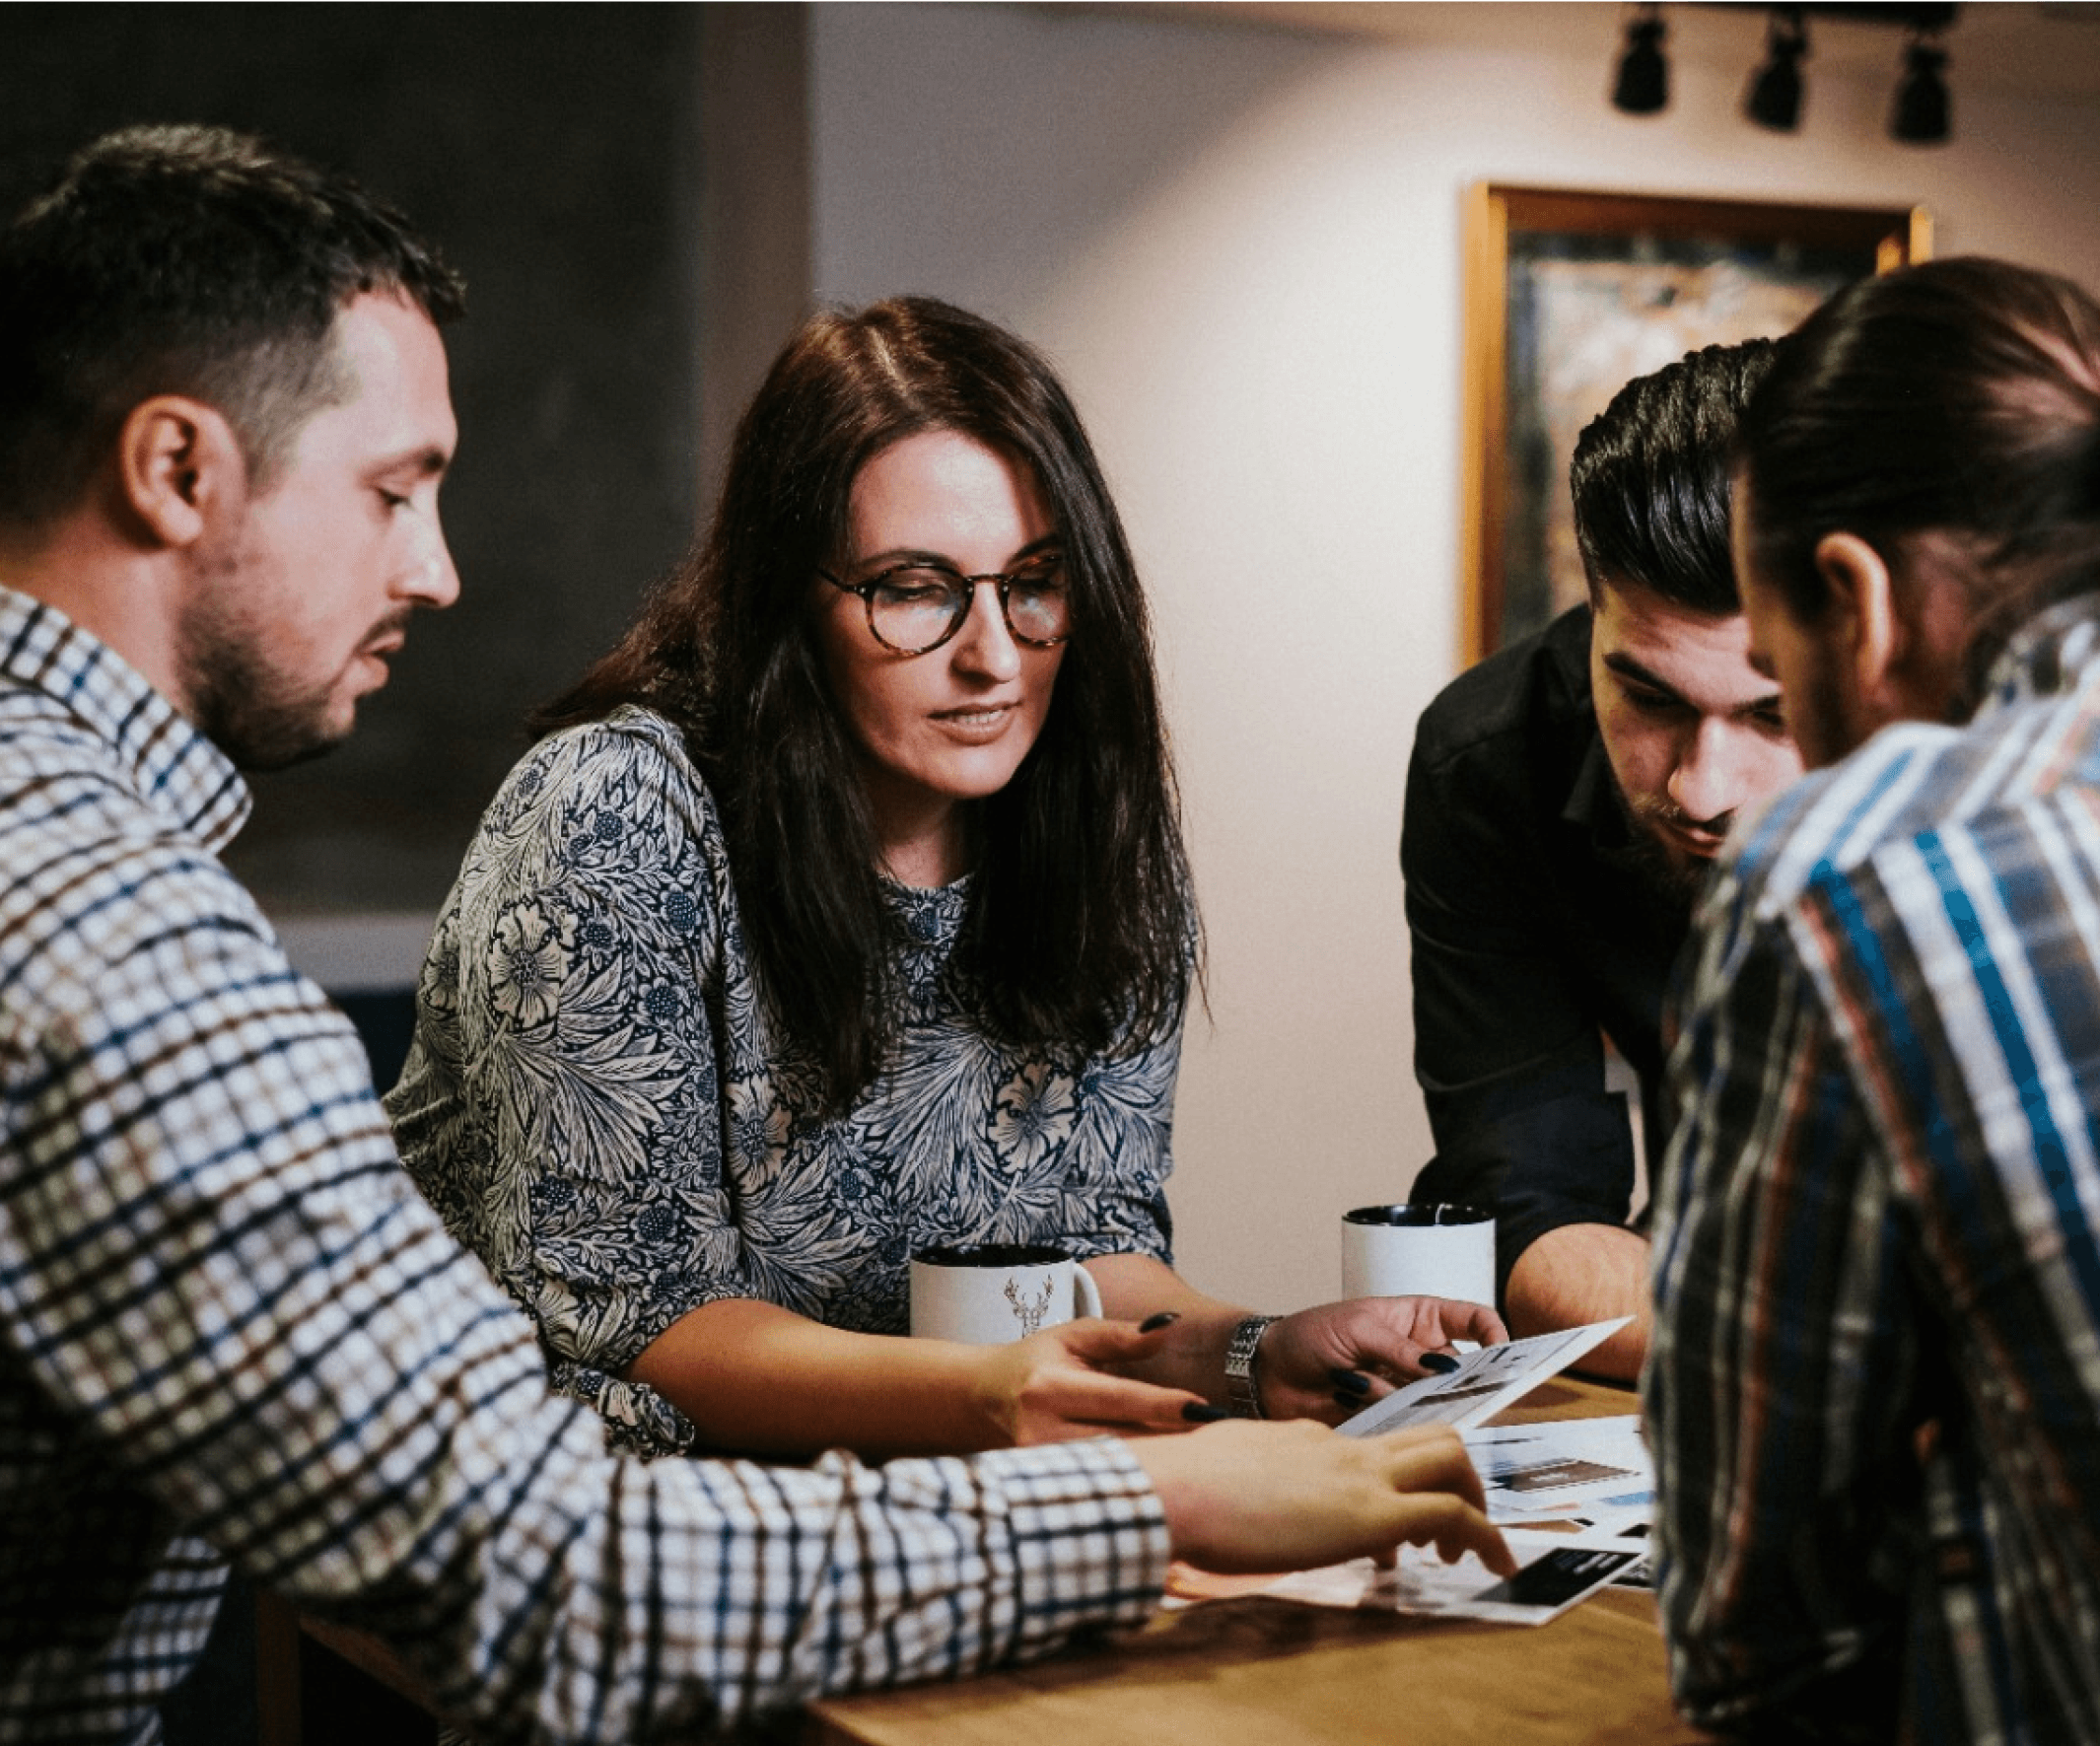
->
<box><xmin>1005</xmin><ymin>1276</ymin><xmax>1056</xmax><ymax>1336</ymax></box>
<box><xmin>910</xmin><ymin>1243</ymin><xmax>1102</xmax><ymax>1344</ymax></box>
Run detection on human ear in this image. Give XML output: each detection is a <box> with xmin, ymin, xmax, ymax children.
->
<box><xmin>1812</xmin><ymin>531</ymin><xmax>1902</xmax><ymax>706</ymax></box>
<box><xmin>114</xmin><ymin>396</ymin><xmax>245</xmax><ymax>549</ymax></box>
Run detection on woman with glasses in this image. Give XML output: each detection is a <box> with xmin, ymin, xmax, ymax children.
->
<box><xmin>388</xmin><ymin>297</ymin><xmax>1503</xmax><ymax>1459</ymax></box>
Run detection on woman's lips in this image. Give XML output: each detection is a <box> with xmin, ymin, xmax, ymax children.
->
<box><xmin>931</xmin><ymin>702</ymin><xmax>1016</xmax><ymax>741</ymax></box>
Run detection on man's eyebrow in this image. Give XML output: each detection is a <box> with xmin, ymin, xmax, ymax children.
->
<box><xmin>1604</xmin><ymin>649</ymin><xmax>1784</xmax><ymax>715</ymax></box>
<box><xmin>374</xmin><ymin>444</ymin><xmax>453</xmax><ymax>480</ymax></box>
<box><xmin>1602</xmin><ymin>651</ymin><xmax>1686</xmax><ymax>700</ymax></box>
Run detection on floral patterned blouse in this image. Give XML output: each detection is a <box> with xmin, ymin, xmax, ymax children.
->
<box><xmin>386</xmin><ymin>705</ymin><xmax>1181</xmax><ymax>1455</ymax></box>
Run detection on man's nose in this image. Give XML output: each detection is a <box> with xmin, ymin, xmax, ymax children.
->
<box><xmin>402</xmin><ymin>511</ymin><xmax>461</xmax><ymax>610</ymax></box>
<box><xmin>1668</xmin><ymin>719</ymin><xmax>1750</xmax><ymax>825</ymax></box>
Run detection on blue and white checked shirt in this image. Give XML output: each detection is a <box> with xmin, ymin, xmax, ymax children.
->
<box><xmin>1649</xmin><ymin>594</ymin><xmax>2100</xmax><ymax>1743</ymax></box>
<box><xmin>0</xmin><ymin>586</ymin><xmax>1167</xmax><ymax>1745</ymax></box>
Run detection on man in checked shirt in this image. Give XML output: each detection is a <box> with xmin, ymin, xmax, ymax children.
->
<box><xmin>0</xmin><ymin>127</ymin><xmax>1508</xmax><ymax>1744</ymax></box>
<box><xmin>1650</xmin><ymin>256</ymin><xmax>2100</xmax><ymax>1741</ymax></box>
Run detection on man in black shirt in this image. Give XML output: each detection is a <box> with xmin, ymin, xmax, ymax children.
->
<box><xmin>1403</xmin><ymin>340</ymin><xmax>1797</xmax><ymax>1380</ymax></box>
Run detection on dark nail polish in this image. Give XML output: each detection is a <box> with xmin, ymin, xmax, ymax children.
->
<box><xmin>1333</xmin><ymin>1391</ymin><xmax>1365</xmax><ymax>1413</ymax></box>
<box><xmin>1181</xmin><ymin>1401</ymin><xmax>1230</xmax><ymax>1424</ymax></box>
<box><xmin>1420</xmin><ymin>1352</ymin><xmax>1460</xmax><ymax>1373</ymax></box>
<box><xmin>1139</xmin><ymin>1311</ymin><xmax>1181</xmax><ymax>1334</ymax></box>
<box><xmin>1328</xmin><ymin>1367</ymin><xmax>1371</xmax><ymax>1395</ymax></box>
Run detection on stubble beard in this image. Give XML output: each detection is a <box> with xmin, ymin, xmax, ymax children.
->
<box><xmin>182</xmin><ymin>634</ymin><xmax>346</xmax><ymax>771</ymax></box>
<box><xmin>176</xmin><ymin>555</ymin><xmax>393</xmax><ymax>773</ymax></box>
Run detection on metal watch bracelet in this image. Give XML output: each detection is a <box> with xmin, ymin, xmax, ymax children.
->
<box><xmin>1224</xmin><ymin>1313</ymin><xmax>1280</xmax><ymax>1419</ymax></box>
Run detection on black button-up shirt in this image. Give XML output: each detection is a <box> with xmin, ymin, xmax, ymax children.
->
<box><xmin>1402</xmin><ymin>604</ymin><xmax>1690</xmax><ymax>1297</ymax></box>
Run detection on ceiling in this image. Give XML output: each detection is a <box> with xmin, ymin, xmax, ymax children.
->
<box><xmin>1112</xmin><ymin>3</ymin><xmax>2100</xmax><ymax>101</ymax></box>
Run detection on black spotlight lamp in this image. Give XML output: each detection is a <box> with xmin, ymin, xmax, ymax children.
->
<box><xmin>1612</xmin><ymin>4</ymin><xmax>1670</xmax><ymax>115</ymax></box>
<box><xmin>1745</xmin><ymin>6</ymin><xmax>1808</xmax><ymax>132</ymax></box>
<box><xmin>1892</xmin><ymin>28</ymin><xmax>1951</xmax><ymax>144</ymax></box>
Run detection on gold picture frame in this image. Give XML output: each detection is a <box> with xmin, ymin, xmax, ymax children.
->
<box><xmin>1460</xmin><ymin>183</ymin><xmax>1930</xmax><ymax>664</ymax></box>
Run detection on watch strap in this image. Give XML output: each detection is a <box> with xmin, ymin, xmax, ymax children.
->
<box><xmin>1224</xmin><ymin>1313</ymin><xmax>1280</xmax><ymax>1419</ymax></box>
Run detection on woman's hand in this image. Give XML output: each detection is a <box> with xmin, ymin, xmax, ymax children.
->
<box><xmin>1257</xmin><ymin>1296</ymin><xmax>1509</xmax><ymax>1424</ymax></box>
<box><xmin>971</xmin><ymin>1317</ymin><xmax>1213</xmax><ymax>1445</ymax></box>
<box><xmin>1134</xmin><ymin>1419</ymin><xmax>1514</xmax><ymax>1576</ymax></box>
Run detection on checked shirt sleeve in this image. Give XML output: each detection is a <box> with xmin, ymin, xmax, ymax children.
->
<box><xmin>1</xmin><ymin>844</ymin><xmax>1168</xmax><ymax>1742</ymax></box>
<box><xmin>1645</xmin><ymin>869</ymin><xmax>1921</xmax><ymax>1737</ymax></box>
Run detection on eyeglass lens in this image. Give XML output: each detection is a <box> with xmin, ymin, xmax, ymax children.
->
<box><xmin>869</xmin><ymin>562</ymin><xmax>1069</xmax><ymax>651</ymax></box>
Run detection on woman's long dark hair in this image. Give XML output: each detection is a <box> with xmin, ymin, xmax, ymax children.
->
<box><xmin>1738</xmin><ymin>256</ymin><xmax>2100</xmax><ymax>712</ymax></box>
<box><xmin>537</xmin><ymin>296</ymin><xmax>1196</xmax><ymax>1109</ymax></box>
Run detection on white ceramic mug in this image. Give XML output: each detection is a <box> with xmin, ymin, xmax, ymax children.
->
<box><xmin>909</xmin><ymin>1243</ymin><xmax>1104</xmax><ymax>1345</ymax></box>
<box><xmin>1341</xmin><ymin>1203</ymin><xmax>1497</xmax><ymax>1304</ymax></box>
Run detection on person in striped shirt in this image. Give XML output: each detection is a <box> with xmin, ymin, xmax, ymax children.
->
<box><xmin>0</xmin><ymin>124</ymin><xmax>1509</xmax><ymax>1746</ymax></box>
<box><xmin>1648</xmin><ymin>254</ymin><xmax>2100</xmax><ymax>1741</ymax></box>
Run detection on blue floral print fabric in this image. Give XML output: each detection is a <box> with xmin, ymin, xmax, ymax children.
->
<box><xmin>387</xmin><ymin>705</ymin><xmax>1180</xmax><ymax>1455</ymax></box>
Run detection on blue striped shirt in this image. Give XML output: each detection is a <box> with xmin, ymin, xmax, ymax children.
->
<box><xmin>0</xmin><ymin>586</ymin><xmax>1166</xmax><ymax>1745</ymax></box>
<box><xmin>1649</xmin><ymin>595</ymin><xmax>2100</xmax><ymax>1743</ymax></box>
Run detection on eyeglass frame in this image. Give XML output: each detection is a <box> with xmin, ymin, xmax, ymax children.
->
<box><xmin>817</xmin><ymin>555</ymin><xmax>1073</xmax><ymax>657</ymax></box>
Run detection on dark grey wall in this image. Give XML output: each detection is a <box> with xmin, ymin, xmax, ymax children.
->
<box><xmin>0</xmin><ymin>2</ymin><xmax>706</xmax><ymax>915</ymax></box>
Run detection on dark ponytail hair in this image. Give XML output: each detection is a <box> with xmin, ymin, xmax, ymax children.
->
<box><xmin>536</xmin><ymin>296</ymin><xmax>1196</xmax><ymax>1109</ymax></box>
<box><xmin>1738</xmin><ymin>256</ymin><xmax>2100</xmax><ymax>710</ymax></box>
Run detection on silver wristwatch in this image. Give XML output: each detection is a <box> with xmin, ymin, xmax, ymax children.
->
<box><xmin>1224</xmin><ymin>1314</ymin><xmax>1280</xmax><ymax>1419</ymax></box>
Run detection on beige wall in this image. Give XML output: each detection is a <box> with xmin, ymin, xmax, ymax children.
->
<box><xmin>808</xmin><ymin>1</ymin><xmax>2100</xmax><ymax>1310</ymax></box>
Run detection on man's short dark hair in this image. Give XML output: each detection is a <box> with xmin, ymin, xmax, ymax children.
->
<box><xmin>1570</xmin><ymin>338</ymin><xmax>1778</xmax><ymax>616</ymax></box>
<box><xmin>0</xmin><ymin>124</ymin><xmax>465</xmax><ymax>532</ymax></box>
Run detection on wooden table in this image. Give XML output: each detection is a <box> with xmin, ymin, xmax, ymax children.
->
<box><xmin>805</xmin><ymin>1377</ymin><xmax>1710</xmax><ymax>1746</ymax></box>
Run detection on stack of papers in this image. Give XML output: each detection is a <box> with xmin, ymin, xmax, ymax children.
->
<box><xmin>1262</xmin><ymin>1529</ymin><xmax>1645</xmax><ymax>1626</ymax></box>
<box><xmin>1259</xmin><ymin>1320</ymin><xmax>1655</xmax><ymax>1625</ymax></box>
<box><xmin>1334</xmin><ymin>1317</ymin><xmax>1633</xmax><ymax>1437</ymax></box>
<box><xmin>1468</xmin><ymin>1415</ymin><xmax>1652</xmax><ymax>1526</ymax></box>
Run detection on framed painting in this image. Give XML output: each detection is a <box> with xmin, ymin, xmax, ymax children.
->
<box><xmin>1460</xmin><ymin>184</ymin><xmax>1930</xmax><ymax>663</ymax></box>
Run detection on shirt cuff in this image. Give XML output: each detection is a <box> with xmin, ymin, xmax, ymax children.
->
<box><xmin>1417</xmin><ymin>1090</ymin><xmax>1639</xmax><ymax>1300</ymax></box>
<box><xmin>970</xmin><ymin>1437</ymin><xmax>1171</xmax><ymax>1649</ymax></box>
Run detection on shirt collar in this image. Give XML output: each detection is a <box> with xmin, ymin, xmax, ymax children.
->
<box><xmin>0</xmin><ymin>583</ymin><xmax>251</xmax><ymax>850</ymax></box>
<box><xmin>1562</xmin><ymin>719</ymin><xmax>1638</xmax><ymax>854</ymax></box>
<box><xmin>1977</xmin><ymin>592</ymin><xmax>2100</xmax><ymax>717</ymax></box>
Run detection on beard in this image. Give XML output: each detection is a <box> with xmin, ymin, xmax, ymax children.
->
<box><xmin>184</xmin><ymin>645</ymin><xmax>343</xmax><ymax>772</ymax></box>
<box><xmin>176</xmin><ymin>577</ymin><xmax>402</xmax><ymax>773</ymax></box>
<box><xmin>1605</xmin><ymin>773</ymin><xmax>1720</xmax><ymax>913</ymax></box>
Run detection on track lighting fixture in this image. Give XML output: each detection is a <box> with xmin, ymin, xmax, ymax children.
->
<box><xmin>1744</xmin><ymin>7</ymin><xmax>1807</xmax><ymax>132</ymax></box>
<box><xmin>1605</xmin><ymin>5</ymin><xmax>1957</xmax><ymax>148</ymax></box>
<box><xmin>1891</xmin><ymin>27</ymin><xmax>1951</xmax><ymax>144</ymax></box>
<box><xmin>1612</xmin><ymin>4</ymin><xmax>1669</xmax><ymax>115</ymax></box>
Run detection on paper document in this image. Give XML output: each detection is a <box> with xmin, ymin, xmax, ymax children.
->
<box><xmin>1261</xmin><ymin>1527</ymin><xmax>1644</xmax><ymax>1626</ymax></box>
<box><xmin>1463</xmin><ymin>1415</ymin><xmax>1652</xmax><ymax>1521</ymax></box>
<box><xmin>1335</xmin><ymin>1318</ymin><xmax>1633</xmax><ymax>1436</ymax></box>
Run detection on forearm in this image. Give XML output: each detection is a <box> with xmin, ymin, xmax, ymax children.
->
<box><xmin>8</xmin><ymin>878</ymin><xmax>1177</xmax><ymax>1744</ymax></box>
<box><xmin>382</xmin><ymin>1375</ymin><xmax>1172</xmax><ymax>1738</ymax></box>
<box><xmin>625</xmin><ymin>1296</ymin><xmax>1024</xmax><ymax>1457</ymax></box>
<box><xmin>1085</xmin><ymin>1254</ymin><xmax>1509</xmax><ymax>1422</ymax></box>
<box><xmin>1085</xmin><ymin>1253</ymin><xmax>1250</xmax><ymax>1403</ymax></box>
<box><xmin>1504</xmin><ymin>1223</ymin><xmax>1650</xmax><ymax>1380</ymax></box>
